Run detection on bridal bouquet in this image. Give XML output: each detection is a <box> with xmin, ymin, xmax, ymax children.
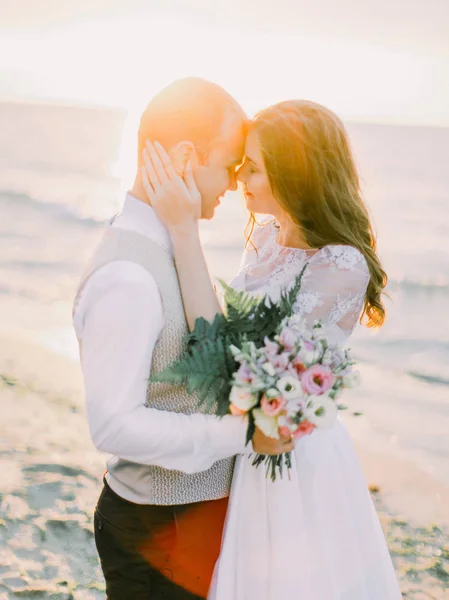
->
<box><xmin>151</xmin><ymin>266</ymin><xmax>360</xmax><ymax>480</ymax></box>
<box><xmin>227</xmin><ymin>315</ymin><xmax>360</xmax><ymax>479</ymax></box>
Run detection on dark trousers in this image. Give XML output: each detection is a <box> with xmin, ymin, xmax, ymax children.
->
<box><xmin>94</xmin><ymin>475</ymin><xmax>228</xmax><ymax>599</ymax></box>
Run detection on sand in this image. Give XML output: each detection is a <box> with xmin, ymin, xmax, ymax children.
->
<box><xmin>1</xmin><ymin>335</ymin><xmax>449</xmax><ymax>599</ymax></box>
<box><xmin>0</xmin><ymin>338</ymin><xmax>105</xmax><ymax>599</ymax></box>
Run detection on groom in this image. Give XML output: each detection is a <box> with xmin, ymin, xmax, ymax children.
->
<box><xmin>73</xmin><ymin>78</ymin><xmax>291</xmax><ymax>600</ymax></box>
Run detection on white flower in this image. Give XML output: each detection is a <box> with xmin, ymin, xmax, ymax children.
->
<box><xmin>262</xmin><ymin>362</ymin><xmax>277</xmax><ymax>377</ymax></box>
<box><xmin>253</xmin><ymin>408</ymin><xmax>280</xmax><ymax>439</ymax></box>
<box><xmin>331</xmin><ymin>347</ymin><xmax>347</xmax><ymax>368</ymax></box>
<box><xmin>342</xmin><ymin>370</ymin><xmax>361</xmax><ymax>389</ymax></box>
<box><xmin>229</xmin><ymin>386</ymin><xmax>258</xmax><ymax>411</ymax></box>
<box><xmin>286</xmin><ymin>314</ymin><xmax>304</xmax><ymax>327</ymax></box>
<box><xmin>296</xmin><ymin>345</ymin><xmax>321</xmax><ymax>365</ymax></box>
<box><xmin>286</xmin><ymin>395</ymin><xmax>307</xmax><ymax>414</ymax></box>
<box><xmin>281</xmin><ymin>314</ymin><xmax>308</xmax><ymax>337</ymax></box>
<box><xmin>306</xmin><ymin>394</ymin><xmax>338</xmax><ymax>429</ymax></box>
<box><xmin>277</xmin><ymin>375</ymin><xmax>302</xmax><ymax>400</ymax></box>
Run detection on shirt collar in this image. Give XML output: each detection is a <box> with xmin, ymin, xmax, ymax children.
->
<box><xmin>112</xmin><ymin>193</ymin><xmax>172</xmax><ymax>254</ymax></box>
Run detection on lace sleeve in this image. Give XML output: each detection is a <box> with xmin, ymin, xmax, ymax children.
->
<box><xmin>294</xmin><ymin>245</ymin><xmax>370</xmax><ymax>341</ymax></box>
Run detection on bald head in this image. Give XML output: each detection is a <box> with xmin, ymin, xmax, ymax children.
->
<box><xmin>137</xmin><ymin>77</ymin><xmax>247</xmax><ymax>167</ymax></box>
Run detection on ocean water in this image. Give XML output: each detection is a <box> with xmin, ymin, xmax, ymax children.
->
<box><xmin>1</xmin><ymin>100</ymin><xmax>448</xmax><ymax>380</ymax></box>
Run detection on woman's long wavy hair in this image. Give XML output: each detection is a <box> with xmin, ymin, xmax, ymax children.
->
<box><xmin>245</xmin><ymin>100</ymin><xmax>387</xmax><ymax>328</ymax></box>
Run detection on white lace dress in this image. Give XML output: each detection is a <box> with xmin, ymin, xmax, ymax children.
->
<box><xmin>209</xmin><ymin>221</ymin><xmax>402</xmax><ymax>600</ymax></box>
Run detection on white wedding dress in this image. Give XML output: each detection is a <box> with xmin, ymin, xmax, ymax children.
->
<box><xmin>209</xmin><ymin>221</ymin><xmax>402</xmax><ymax>600</ymax></box>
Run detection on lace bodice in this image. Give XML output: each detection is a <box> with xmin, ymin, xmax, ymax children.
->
<box><xmin>230</xmin><ymin>220</ymin><xmax>370</xmax><ymax>345</ymax></box>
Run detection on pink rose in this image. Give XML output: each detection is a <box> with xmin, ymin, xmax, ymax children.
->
<box><xmin>292</xmin><ymin>419</ymin><xmax>316</xmax><ymax>440</ymax></box>
<box><xmin>261</xmin><ymin>394</ymin><xmax>287</xmax><ymax>417</ymax></box>
<box><xmin>301</xmin><ymin>364</ymin><xmax>335</xmax><ymax>395</ymax></box>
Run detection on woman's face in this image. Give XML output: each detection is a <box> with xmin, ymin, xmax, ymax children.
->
<box><xmin>236</xmin><ymin>130</ymin><xmax>281</xmax><ymax>217</ymax></box>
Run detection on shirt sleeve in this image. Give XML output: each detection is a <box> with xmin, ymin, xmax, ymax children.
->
<box><xmin>73</xmin><ymin>261</ymin><xmax>248</xmax><ymax>474</ymax></box>
<box><xmin>293</xmin><ymin>246</ymin><xmax>370</xmax><ymax>343</ymax></box>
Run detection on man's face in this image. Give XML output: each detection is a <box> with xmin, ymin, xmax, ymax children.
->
<box><xmin>193</xmin><ymin>112</ymin><xmax>246</xmax><ymax>220</ymax></box>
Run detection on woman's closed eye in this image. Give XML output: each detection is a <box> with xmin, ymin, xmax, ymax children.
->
<box><xmin>238</xmin><ymin>159</ymin><xmax>255</xmax><ymax>175</ymax></box>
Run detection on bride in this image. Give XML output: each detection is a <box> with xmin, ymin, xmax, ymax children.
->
<box><xmin>141</xmin><ymin>100</ymin><xmax>403</xmax><ymax>599</ymax></box>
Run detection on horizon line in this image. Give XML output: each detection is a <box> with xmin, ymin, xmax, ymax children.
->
<box><xmin>1</xmin><ymin>92</ymin><xmax>448</xmax><ymax>131</ymax></box>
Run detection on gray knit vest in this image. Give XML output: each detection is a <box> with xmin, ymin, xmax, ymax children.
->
<box><xmin>73</xmin><ymin>226</ymin><xmax>235</xmax><ymax>505</ymax></box>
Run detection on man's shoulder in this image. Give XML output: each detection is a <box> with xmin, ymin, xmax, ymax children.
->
<box><xmin>72</xmin><ymin>257</ymin><xmax>160</xmax><ymax>324</ymax></box>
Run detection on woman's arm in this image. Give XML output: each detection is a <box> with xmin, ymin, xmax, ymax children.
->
<box><xmin>141</xmin><ymin>141</ymin><xmax>222</xmax><ymax>330</ymax></box>
<box><xmin>141</xmin><ymin>142</ymin><xmax>295</xmax><ymax>456</ymax></box>
<box><xmin>169</xmin><ymin>221</ymin><xmax>222</xmax><ymax>330</ymax></box>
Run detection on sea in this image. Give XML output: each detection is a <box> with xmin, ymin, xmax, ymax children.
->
<box><xmin>1</xmin><ymin>99</ymin><xmax>448</xmax><ymax>484</ymax></box>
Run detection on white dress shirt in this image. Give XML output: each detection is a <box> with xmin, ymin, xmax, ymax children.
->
<box><xmin>73</xmin><ymin>194</ymin><xmax>248</xmax><ymax>484</ymax></box>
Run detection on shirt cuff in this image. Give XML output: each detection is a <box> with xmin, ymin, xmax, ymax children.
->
<box><xmin>208</xmin><ymin>414</ymin><xmax>249</xmax><ymax>460</ymax></box>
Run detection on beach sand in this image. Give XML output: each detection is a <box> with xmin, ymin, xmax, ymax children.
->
<box><xmin>0</xmin><ymin>337</ymin><xmax>105</xmax><ymax>599</ymax></box>
<box><xmin>1</xmin><ymin>335</ymin><xmax>449</xmax><ymax>599</ymax></box>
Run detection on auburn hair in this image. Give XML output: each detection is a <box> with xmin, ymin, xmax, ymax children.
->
<box><xmin>245</xmin><ymin>100</ymin><xmax>387</xmax><ymax>328</ymax></box>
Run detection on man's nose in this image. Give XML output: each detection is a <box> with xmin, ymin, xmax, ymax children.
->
<box><xmin>229</xmin><ymin>172</ymin><xmax>238</xmax><ymax>192</ymax></box>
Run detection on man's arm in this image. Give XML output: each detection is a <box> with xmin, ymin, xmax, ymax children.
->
<box><xmin>74</xmin><ymin>261</ymin><xmax>248</xmax><ymax>474</ymax></box>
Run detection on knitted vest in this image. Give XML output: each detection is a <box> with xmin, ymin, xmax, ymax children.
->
<box><xmin>73</xmin><ymin>227</ymin><xmax>235</xmax><ymax>505</ymax></box>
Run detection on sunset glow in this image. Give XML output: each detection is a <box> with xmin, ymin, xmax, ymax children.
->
<box><xmin>1</xmin><ymin>7</ymin><xmax>448</xmax><ymax>126</ymax></box>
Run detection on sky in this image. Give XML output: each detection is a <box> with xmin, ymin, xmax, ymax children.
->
<box><xmin>1</xmin><ymin>0</ymin><xmax>448</xmax><ymax>125</ymax></box>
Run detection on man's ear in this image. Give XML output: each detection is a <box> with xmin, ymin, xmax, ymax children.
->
<box><xmin>169</xmin><ymin>141</ymin><xmax>197</xmax><ymax>177</ymax></box>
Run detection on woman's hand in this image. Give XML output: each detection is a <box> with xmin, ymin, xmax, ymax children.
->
<box><xmin>252</xmin><ymin>427</ymin><xmax>294</xmax><ymax>455</ymax></box>
<box><xmin>141</xmin><ymin>141</ymin><xmax>221</xmax><ymax>330</ymax></box>
<box><xmin>141</xmin><ymin>141</ymin><xmax>201</xmax><ymax>229</ymax></box>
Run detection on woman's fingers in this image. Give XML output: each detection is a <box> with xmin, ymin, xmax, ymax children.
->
<box><xmin>154</xmin><ymin>141</ymin><xmax>178</xmax><ymax>179</ymax></box>
<box><xmin>184</xmin><ymin>161</ymin><xmax>199</xmax><ymax>196</ymax></box>
<box><xmin>143</xmin><ymin>147</ymin><xmax>160</xmax><ymax>187</ymax></box>
<box><xmin>140</xmin><ymin>141</ymin><xmax>201</xmax><ymax>223</ymax></box>
<box><xmin>141</xmin><ymin>166</ymin><xmax>154</xmax><ymax>201</ymax></box>
<box><xmin>184</xmin><ymin>161</ymin><xmax>201</xmax><ymax>219</ymax></box>
<box><xmin>145</xmin><ymin>141</ymin><xmax>168</xmax><ymax>183</ymax></box>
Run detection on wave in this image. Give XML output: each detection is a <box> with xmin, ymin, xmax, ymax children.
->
<box><xmin>355</xmin><ymin>354</ymin><xmax>449</xmax><ymax>389</ymax></box>
<box><xmin>388</xmin><ymin>279</ymin><xmax>449</xmax><ymax>295</ymax></box>
<box><xmin>0</xmin><ymin>284</ymin><xmax>41</xmax><ymax>301</ymax></box>
<box><xmin>0</xmin><ymin>190</ymin><xmax>105</xmax><ymax>229</ymax></box>
<box><xmin>407</xmin><ymin>371</ymin><xmax>449</xmax><ymax>387</ymax></box>
<box><xmin>0</xmin><ymin>260</ymin><xmax>78</xmax><ymax>272</ymax></box>
<box><xmin>353</xmin><ymin>337</ymin><xmax>449</xmax><ymax>388</ymax></box>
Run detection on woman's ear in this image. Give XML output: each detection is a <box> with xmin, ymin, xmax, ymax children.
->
<box><xmin>170</xmin><ymin>141</ymin><xmax>197</xmax><ymax>177</ymax></box>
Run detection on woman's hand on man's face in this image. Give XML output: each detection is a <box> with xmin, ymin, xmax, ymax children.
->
<box><xmin>141</xmin><ymin>141</ymin><xmax>202</xmax><ymax>228</ymax></box>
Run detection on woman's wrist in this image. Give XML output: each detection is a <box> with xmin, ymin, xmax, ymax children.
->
<box><xmin>168</xmin><ymin>220</ymin><xmax>200</xmax><ymax>248</ymax></box>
